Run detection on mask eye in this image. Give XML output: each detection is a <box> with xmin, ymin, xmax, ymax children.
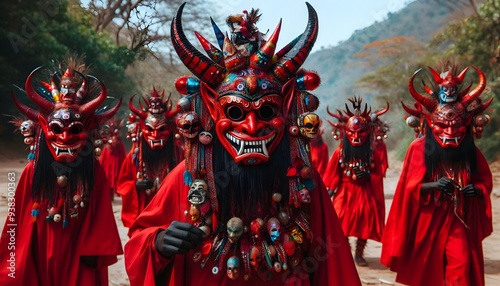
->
<box><xmin>258</xmin><ymin>104</ymin><xmax>277</xmax><ymax>121</ymax></box>
<box><xmin>69</xmin><ymin>124</ymin><xmax>83</xmax><ymax>134</ymax></box>
<box><xmin>49</xmin><ymin>121</ymin><xmax>64</xmax><ymax>134</ymax></box>
<box><xmin>226</xmin><ymin>106</ymin><xmax>244</xmax><ymax>121</ymax></box>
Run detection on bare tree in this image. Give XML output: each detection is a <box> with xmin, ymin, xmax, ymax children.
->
<box><xmin>85</xmin><ymin>0</ymin><xmax>215</xmax><ymax>53</ymax></box>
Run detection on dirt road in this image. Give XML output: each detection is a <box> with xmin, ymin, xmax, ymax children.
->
<box><xmin>1</xmin><ymin>157</ymin><xmax>499</xmax><ymax>285</ymax></box>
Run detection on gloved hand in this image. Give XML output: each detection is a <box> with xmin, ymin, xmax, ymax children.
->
<box><xmin>136</xmin><ymin>178</ymin><xmax>154</xmax><ymax>191</ymax></box>
<box><xmin>436</xmin><ymin>177</ymin><xmax>456</xmax><ymax>196</ymax></box>
<box><xmin>353</xmin><ymin>166</ymin><xmax>369</xmax><ymax>180</ymax></box>
<box><xmin>155</xmin><ymin>221</ymin><xmax>205</xmax><ymax>257</ymax></box>
<box><xmin>80</xmin><ymin>256</ymin><xmax>98</xmax><ymax>267</ymax></box>
<box><xmin>461</xmin><ymin>184</ymin><xmax>482</xmax><ymax>197</ymax></box>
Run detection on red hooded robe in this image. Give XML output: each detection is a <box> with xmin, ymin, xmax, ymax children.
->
<box><xmin>124</xmin><ymin>161</ymin><xmax>361</xmax><ymax>286</ymax></box>
<box><xmin>99</xmin><ymin>140</ymin><xmax>126</xmax><ymax>194</ymax></box>
<box><xmin>380</xmin><ymin>137</ymin><xmax>492</xmax><ymax>285</ymax></box>
<box><xmin>323</xmin><ymin>145</ymin><xmax>386</xmax><ymax>241</ymax></box>
<box><xmin>0</xmin><ymin>161</ymin><xmax>123</xmax><ymax>286</ymax></box>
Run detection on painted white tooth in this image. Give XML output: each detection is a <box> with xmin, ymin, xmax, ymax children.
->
<box><xmin>161</xmin><ymin>139</ymin><xmax>164</xmax><ymax>146</ymax></box>
<box><xmin>455</xmin><ymin>137</ymin><xmax>459</xmax><ymax>144</ymax></box>
<box><xmin>237</xmin><ymin>140</ymin><xmax>245</xmax><ymax>155</ymax></box>
<box><xmin>55</xmin><ymin>146</ymin><xmax>60</xmax><ymax>155</ymax></box>
<box><xmin>236</xmin><ymin>139</ymin><xmax>240</xmax><ymax>145</ymax></box>
<box><xmin>68</xmin><ymin>147</ymin><xmax>73</xmax><ymax>156</ymax></box>
<box><xmin>261</xmin><ymin>140</ymin><xmax>268</xmax><ymax>157</ymax></box>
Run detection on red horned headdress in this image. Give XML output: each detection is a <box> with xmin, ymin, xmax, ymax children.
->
<box><xmin>326</xmin><ymin>96</ymin><xmax>389</xmax><ymax>145</ymax></box>
<box><xmin>404</xmin><ymin>61</ymin><xmax>492</xmax><ymax>144</ymax></box>
<box><xmin>11</xmin><ymin>61</ymin><xmax>121</xmax><ymax>163</ymax></box>
<box><xmin>128</xmin><ymin>87</ymin><xmax>179</xmax><ymax>150</ymax></box>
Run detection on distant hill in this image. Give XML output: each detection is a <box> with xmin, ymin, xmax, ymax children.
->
<box><xmin>304</xmin><ymin>0</ymin><xmax>482</xmax><ymax>114</ymax></box>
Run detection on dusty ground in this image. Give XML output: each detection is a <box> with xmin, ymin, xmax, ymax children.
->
<box><xmin>1</xmin><ymin>153</ymin><xmax>499</xmax><ymax>285</ymax></box>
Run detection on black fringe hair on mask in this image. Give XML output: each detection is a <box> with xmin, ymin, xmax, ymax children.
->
<box><xmin>32</xmin><ymin>132</ymin><xmax>95</xmax><ymax>204</ymax></box>
<box><xmin>213</xmin><ymin>131</ymin><xmax>291</xmax><ymax>225</ymax></box>
<box><xmin>140</xmin><ymin>132</ymin><xmax>177</xmax><ymax>178</ymax></box>
<box><xmin>424</xmin><ymin>125</ymin><xmax>478</xmax><ymax>180</ymax></box>
<box><xmin>342</xmin><ymin>133</ymin><xmax>372</xmax><ymax>164</ymax></box>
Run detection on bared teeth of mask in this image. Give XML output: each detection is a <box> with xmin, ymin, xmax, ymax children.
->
<box><xmin>261</xmin><ymin>140</ymin><xmax>268</xmax><ymax>157</ymax></box>
<box><xmin>237</xmin><ymin>140</ymin><xmax>245</xmax><ymax>155</ymax></box>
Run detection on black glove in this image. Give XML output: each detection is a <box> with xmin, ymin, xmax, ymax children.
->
<box><xmin>461</xmin><ymin>184</ymin><xmax>482</xmax><ymax>197</ymax></box>
<box><xmin>353</xmin><ymin>166</ymin><xmax>369</xmax><ymax>180</ymax></box>
<box><xmin>327</xmin><ymin>189</ymin><xmax>335</xmax><ymax>198</ymax></box>
<box><xmin>136</xmin><ymin>178</ymin><xmax>154</xmax><ymax>191</ymax></box>
<box><xmin>436</xmin><ymin>177</ymin><xmax>456</xmax><ymax>196</ymax></box>
<box><xmin>155</xmin><ymin>221</ymin><xmax>205</xmax><ymax>257</ymax></box>
<box><xmin>80</xmin><ymin>256</ymin><xmax>98</xmax><ymax>267</ymax></box>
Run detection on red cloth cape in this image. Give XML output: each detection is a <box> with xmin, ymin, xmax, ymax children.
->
<box><xmin>322</xmin><ymin>146</ymin><xmax>386</xmax><ymax>241</ymax></box>
<box><xmin>380</xmin><ymin>137</ymin><xmax>492</xmax><ymax>285</ymax></box>
<box><xmin>0</xmin><ymin>161</ymin><xmax>123</xmax><ymax>286</ymax></box>
<box><xmin>99</xmin><ymin>141</ymin><xmax>126</xmax><ymax>191</ymax></box>
<box><xmin>310</xmin><ymin>142</ymin><xmax>329</xmax><ymax>178</ymax></box>
<box><xmin>116</xmin><ymin>151</ymin><xmax>154</xmax><ymax>228</ymax></box>
<box><xmin>124</xmin><ymin>160</ymin><xmax>361</xmax><ymax>286</ymax></box>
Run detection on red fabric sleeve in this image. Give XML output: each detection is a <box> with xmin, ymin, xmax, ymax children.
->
<box><xmin>322</xmin><ymin>147</ymin><xmax>341</xmax><ymax>191</ymax></box>
<box><xmin>380</xmin><ymin>138</ymin><xmax>425</xmax><ymax>267</ymax></box>
<box><xmin>116</xmin><ymin>152</ymin><xmax>140</xmax><ymax>227</ymax></box>
<box><xmin>124</xmin><ymin>161</ymin><xmax>188</xmax><ymax>286</ymax></box>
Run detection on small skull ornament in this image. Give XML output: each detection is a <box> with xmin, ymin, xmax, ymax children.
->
<box><xmin>226</xmin><ymin>256</ymin><xmax>240</xmax><ymax>280</ymax></box>
<box><xmin>19</xmin><ymin>120</ymin><xmax>35</xmax><ymax>137</ymax></box>
<box><xmin>248</xmin><ymin>246</ymin><xmax>262</xmax><ymax>270</ymax></box>
<box><xmin>227</xmin><ymin>217</ymin><xmax>244</xmax><ymax>243</ymax></box>
<box><xmin>176</xmin><ymin>111</ymin><xmax>200</xmax><ymax>139</ymax></box>
<box><xmin>298</xmin><ymin>188</ymin><xmax>311</xmax><ymax>203</ymax></box>
<box><xmin>297</xmin><ymin>112</ymin><xmax>320</xmax><ymax>139</ymax></box>
<box><xmin>187</xmin><ymin>179</ymin><xmax>208</xmax><ymax>205</ymax></box>
<box><xmin>267</xmin><ymin>217</ymin><xmax>281</xmax><ymax>242</ymax></box>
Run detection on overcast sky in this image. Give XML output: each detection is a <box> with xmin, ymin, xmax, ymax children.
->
<box><xmin>216</xmin><ymin>0</ymin><xmax>414</xmax><ymax>52</ymax></box>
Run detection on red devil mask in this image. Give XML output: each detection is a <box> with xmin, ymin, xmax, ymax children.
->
<box><xmin>128</xmin><ymin>88</ymin><xmax>178</xmax><ymax>150</ymax></box>
<box><xmin>171</xmin><ymin>3</ymin><xmax>319</xmax><ymax>165</ymax></box>
<box><xmin>11</xmin><ymin>66</ymin><xmax>120</xmax><ymax>163</ymax></box>
<box><xmin>327</xmin><ymin>96</ymin><xmax>389</xmax><ymax>147</ymax></box>
<box><xmin>408</xmin><ymin>64</ymin><xmax>490</xmax><ymax>148</ymax></box>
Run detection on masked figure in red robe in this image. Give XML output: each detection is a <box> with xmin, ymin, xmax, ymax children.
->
<box><xmin>323</xmin><ymin>96</ymin><xmax>389</xmax><ymax>266</ymax></box>
<box><xmin>124</xmin><ymin>3</ymin><xmax>361</xmax><ymax>285</ymax></box>
<box><xmin>309</xmin><ymin>126</ymin><xmax>329</xmax><ymax>178</ymax></box>
<box><xmin>98</xmin><ymin>117</ymin><xmax>127</xmax><ymax>201</ymax></box>
<box><xmin>116</xmin><ymin>87</ymin><xmax>182</xmax><ymax>229</ymax></box>
<box><xmin>381</xmin><ymin>61</ymin><xmax>493</xmax><ymax>285</ymax></box>
<box><xmin>0</xmin><ymin>60</ymin><xmax>123</xmax><ymax>286</ymax></box>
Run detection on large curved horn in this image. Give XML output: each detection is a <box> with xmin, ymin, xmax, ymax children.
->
<box><xmin>25</xmin><ymin>66</ymin><xmax>54</xmax><ymax>113</ymax></box>
<box><xmin>94</xmin><ymin>97</ymin><xmax>123</xmax><ymax>125</ymax></box>
<box><xmin>401</xmin><ymin>101</ymin><xmax>421</xmax><ymax>117</ymax></box>
<box><xmin>375</xmin><ymin>101</ymin><xmax>390</xmax><ymax>117</ymax></box>
<box><xmin>326</xmin><ymin>105</ymin><xmax>342</xmax><ymax>121</ymax></box>
<box><xmin>408</xmin><ymin>69</ymin><xmax>437</xmax><ymax>111</ymax></box>
<box><xmin>128</xmin><ymin>95</ymin><xmax>148</xmax><ymax>120</ymax></box>
<box><xmin>171</xmin><ymin>2</ymin><xmax>225</xmax><ymax>88</ymax></box>
<box><xmin>79</xmin><ymin>75</ymin><xmax>107</xmax><ymax>118</ymax></box>
<box><xmin>10</xmin><ymin>91</ymin><xmax>41</xmax><ymax>121</ymax></box>
<box><xmin>461</xmin><ymin>66</ymin><xmax>486</xmax><ymax>108</ymax></box>
<box><xmin>475</xmin><ymin>97</ymin><xmax>493</xmax><ymax>114</ymax></box>
<box><xmin>273</xmin><ymin>2</ymin><xmax>318</xmax><ymax>83</ymax></box>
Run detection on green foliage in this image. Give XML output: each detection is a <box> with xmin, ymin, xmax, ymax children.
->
<box><xmin>0</xmin><ymin>0</ymin><xmax>137</xmax><ymax>137</ymax></box>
